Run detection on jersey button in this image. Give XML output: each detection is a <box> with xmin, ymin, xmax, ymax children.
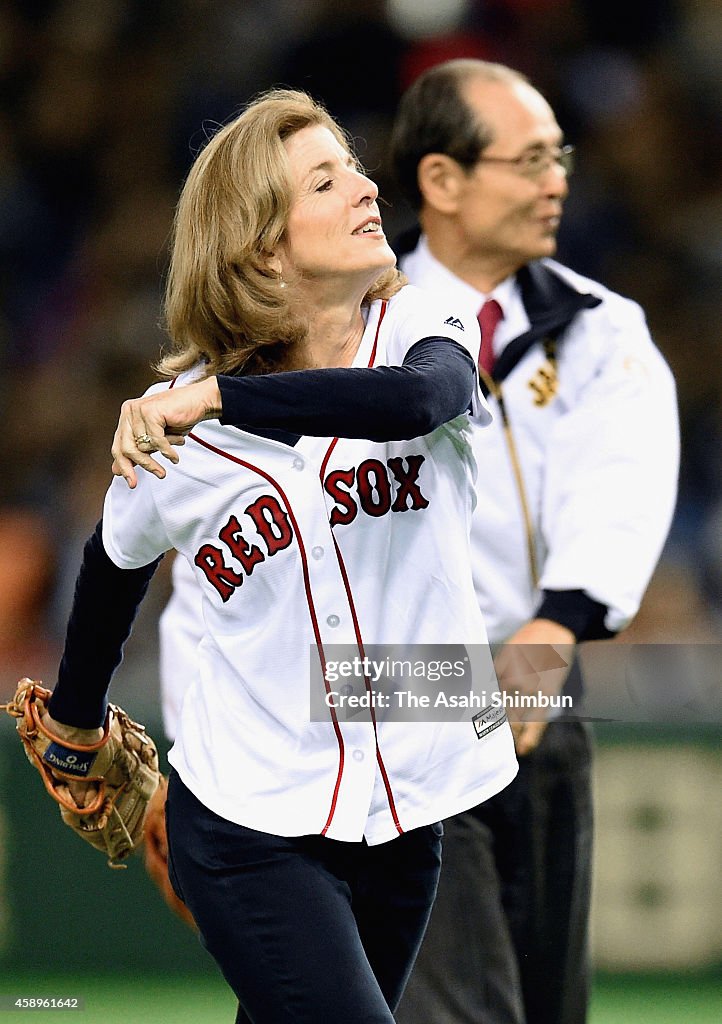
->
<box><xmin>326</xmin><ymin>614</ymin><xmax>340</xmax><ymax>628</ymax></box>
<box><xmin>340</xmin><ymin>684</ymin><xmax>353</xmax><ymax>697</ymax></box>
<box><xmin>292</xmin><ymin>457</ymin><xmax>304</xmax><ymax>471</ymax></box>
<box><xmin>352</xmin><ymin>749</ymin><xmax>365</xmax><ymax>762</ymax></box>
<box><xmin>311</xmin><ymin>546</ymin><xmax>324</xmax><ymax>560</ymax></box>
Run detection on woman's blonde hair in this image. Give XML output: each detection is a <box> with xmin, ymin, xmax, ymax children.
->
<box><xmin>158</xmin><ymin>88</ymin><xmax>403</xmax><ymax>378</ymax></box>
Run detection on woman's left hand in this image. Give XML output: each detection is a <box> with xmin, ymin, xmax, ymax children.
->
<box><xmin>111</xmin><ymin>376</ymin><xmax>223</xmax><ymax>488</ymax></box>
<box><xmin>42</xmin><ymin>711</ymin><xmax>104</xmax><ymax>809</ymax></box>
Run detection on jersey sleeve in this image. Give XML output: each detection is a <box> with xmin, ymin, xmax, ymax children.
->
<box><xmin>538</xmin><ymin>301</ymin><xmax>679</xmax><ymax>632</ymax></box>
<box><xmin>103</xmin><ymin>383</ymin><xmax>174</xmax><ymax>568</ymax></box>
<box><xmin>384</xmin><ymin>285</ymin><xmax>490</xmax><ymax>425</ymax></box>
<box><xmin>102</xmin><ymin>471</ymin><xmax>171</xmax><ymax>568</ymax></box>
<box><xmin>384</xmin><ymin>285</ymin><xmax>480</xmax><ymax>362</ymax></box>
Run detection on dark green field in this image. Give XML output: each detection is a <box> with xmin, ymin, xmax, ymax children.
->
<box><xmin>3</xmin><ymin>973</ymin><xmax>719</xmax><ymax>1023</ymax></box>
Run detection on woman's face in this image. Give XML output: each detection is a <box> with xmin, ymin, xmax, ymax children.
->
<box><xmin>279</xmin><ymin>125</ymin><xmax>396</xmax><ymax>298</ymax></box>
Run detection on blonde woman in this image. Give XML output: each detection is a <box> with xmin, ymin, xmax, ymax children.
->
<box><xmin>45</xmin><ymin>90</ymin><xmax>517</xmax><ymax>1023</ymax></box>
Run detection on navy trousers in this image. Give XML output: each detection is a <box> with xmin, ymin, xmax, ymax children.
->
<box><xmin>396</xmin><ymin>720</ymin><xmax>594</xmax><ymax>1024</ymax></box>
<box><xmin>166</xmin><ymin>770</ymin><xmax>442</xmax><ymax>1024</ymax></box>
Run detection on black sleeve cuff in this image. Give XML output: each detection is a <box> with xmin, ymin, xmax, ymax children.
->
<box><xmin>48</xmin><ymin>520</ymin><xmax>162</xmax><ymax>728</ymax></box>
<box><xmin>536</xmin><ymin>589</ymin><xmax>616</xmax><ymax>642</ymax></box>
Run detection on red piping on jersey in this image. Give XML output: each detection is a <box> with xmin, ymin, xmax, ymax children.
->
<box><xmin>319</xmin><ymin>299</ymin><xmax>404</xmax><ymax>835</ymax></box>
<box><xmin>185</xmin><ymin>432</ymin><xmax>345</xmax><ymax>835</ymax></box>
<box><xmin>318</xmin><ymin>300</ymin><xmax>386</xmax><ymax>482</ymax></box>
<box><xmin>367</xmin><ymin>299</ymin><xmax>385</xmax><ymax>370</ymax></box>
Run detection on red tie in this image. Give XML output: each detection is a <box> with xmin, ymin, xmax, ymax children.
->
<box><xmin>478</xmin><ymin>299</ymin><xmax>503</xmax><ymax>375</ymax></box>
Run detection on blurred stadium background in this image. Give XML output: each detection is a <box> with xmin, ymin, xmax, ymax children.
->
<box><xmin>0</xmin><ymin>0</ymin><xmax>720</xmax><ymax>1020</ymax></box>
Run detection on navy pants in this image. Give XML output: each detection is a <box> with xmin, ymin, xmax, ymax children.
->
<box><xmin>166</xmin><ymin>770</ymin><xmax>442</xmax><ymax>1024</ymax></box>
<box><xmin>396</xmin><ymin>720</ymin><xmax>593</xmax><ymax>1024</ymax></box>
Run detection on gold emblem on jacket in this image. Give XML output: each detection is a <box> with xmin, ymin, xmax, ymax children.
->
<box><xmin>528</xmin><ymin>339</ymin><xmax>558</xmax><ymax>406</ymax></box>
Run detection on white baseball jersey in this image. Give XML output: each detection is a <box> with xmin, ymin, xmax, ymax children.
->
<box><xmin>401</xmin><ymin>238</ymin><xmax>680</xmax><ymax>644</ymax></box>
<box><xmin>104</xmin><ymin>284</ymin><xmax>517</xmax><ymax>844</ymax></box>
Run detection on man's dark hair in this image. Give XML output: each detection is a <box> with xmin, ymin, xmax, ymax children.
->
<box><xmin>390</xmin><ymin>59</ymin><xmax>529</xmax><ymax>212</ymax></box>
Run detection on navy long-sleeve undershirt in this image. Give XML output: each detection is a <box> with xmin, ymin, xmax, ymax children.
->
<box><xmin>217</xmin><ymin>336</ymin><xmax>476</xmax><ymax>441</ymax></box>
<box><xmin>48</xmin><ymin>524</ymin><xmax>161</xmax><ymax>728</ymax></box>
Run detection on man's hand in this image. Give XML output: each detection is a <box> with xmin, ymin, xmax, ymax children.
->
<box><xmin>111</xmin><ymin>376</ymin><xmax>223</xmax><ymax>488</ymax></box>
<box><xmin>494</xmin><ymin>619</ymin><xmax>575</xmax><ymax>756</ymax></box>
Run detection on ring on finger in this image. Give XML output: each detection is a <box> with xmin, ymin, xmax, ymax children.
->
<box><xmin>135</xmin><ymin>433</ymin><xmax>155</xmax><ymax>452</ymax></box>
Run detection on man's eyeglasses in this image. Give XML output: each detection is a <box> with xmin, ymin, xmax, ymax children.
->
<box><xmin>475</xmin><ymin>145</ymin><xmax>575</xmax><ymax>179</ymax></box>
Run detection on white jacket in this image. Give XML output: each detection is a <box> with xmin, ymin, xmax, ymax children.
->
<box><xmin>401</xmin><ymin>238</ymin><xmax>680</xmax><ymax>643</ymax></box>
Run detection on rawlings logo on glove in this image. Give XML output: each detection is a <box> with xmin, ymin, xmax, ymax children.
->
<box><xmin>42</xmin><ymin>743</ymin><xmax>98</xmax><ymax>776</ymax></box>
<box><xmin>2</xmin><ymin>679</ymin><xmax>161</xmax><ymax>868</ymax></box>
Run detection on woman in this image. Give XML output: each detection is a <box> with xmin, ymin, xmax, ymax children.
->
<box><xmin>46</xmin><ymin>89</ymin><xmax>517</xmax><ymax>1023</ymax></box>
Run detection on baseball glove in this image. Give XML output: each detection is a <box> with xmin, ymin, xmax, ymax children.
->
<box><xmin>2</xmin><ymin>678</ymin><xmax>161</xmax><ymax>868</ymax></box>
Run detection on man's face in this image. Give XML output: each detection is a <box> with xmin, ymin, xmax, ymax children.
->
<box><xmin>455</xmin><ymin>79</ymin><xmax>569</xmax><ymax>265</ymax></box>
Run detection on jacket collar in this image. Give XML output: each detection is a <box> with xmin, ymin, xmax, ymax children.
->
<box><xmin>393</xmin><ymin>227</ymin><xmax>602</xmax><ymax>383</ymax></box>
<box><xmin>493</xmin><ymin>261</ymin><xmax>601</xmax><ymax>382</ymax></box>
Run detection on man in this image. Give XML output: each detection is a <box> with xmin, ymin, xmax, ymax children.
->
<box><xmin>390</xmin><ymin>60</ymin><xmax>679</xmax><ymax>1024</ymax></box>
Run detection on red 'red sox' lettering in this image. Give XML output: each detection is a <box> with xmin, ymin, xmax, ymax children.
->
<box><xmin>195</xmin><ymin>494</ymin><xmax>291</xmax><ymax>602</ymax></box>
<box><xmin>387</xmin><ymin>455</ymin><xmax>429</xmax><ymax>512</ymax></box>
<box><xmin>356</xmin><ymin>459</ymin><xmax>392</xmax><ymax>517</ymax></box>
<box><xmin>219</xmin><ymin>515</ymin><xmax>264</xmax><ymax>575</ymax></box>
<box><xmin>246</xmin><ymin>494</ymin><xmax>293</xmax><ymax>554</ymax></box>
<box><xmin>194</xmin><ymin>545</ymin><xmax>244</xmax><ymax>602</ymax></box>
<box><xmin>326</xmin><ymin>455</ymin><xmax>429</xmax><ymax>526</ymax></box>
<box><xmin>196</xmin><ymin>455</ymin><xmax>429</xmax><ymax>600</ymax></box>
<box><xmin>324</xmin><ymin>468</ymin><xmax>357</xmax><ymax>527</ymax></box>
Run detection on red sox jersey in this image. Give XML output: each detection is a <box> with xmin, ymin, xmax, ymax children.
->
<box><xmin>103</xmin><ymin>285</ymin><xmax>518</xmax><ymax>844</ymax></box>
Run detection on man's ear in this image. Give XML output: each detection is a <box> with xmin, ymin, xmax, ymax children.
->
<box><xmin>417</xmin><ymin>153</ymin><xmax>467</xmax><ymax>215</ymax></box>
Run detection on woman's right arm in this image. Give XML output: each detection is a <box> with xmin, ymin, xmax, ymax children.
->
<box><xmin>111</xmin><ymin>338</ymin><xmax>477</xmax><ymax>487</ymax></box>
